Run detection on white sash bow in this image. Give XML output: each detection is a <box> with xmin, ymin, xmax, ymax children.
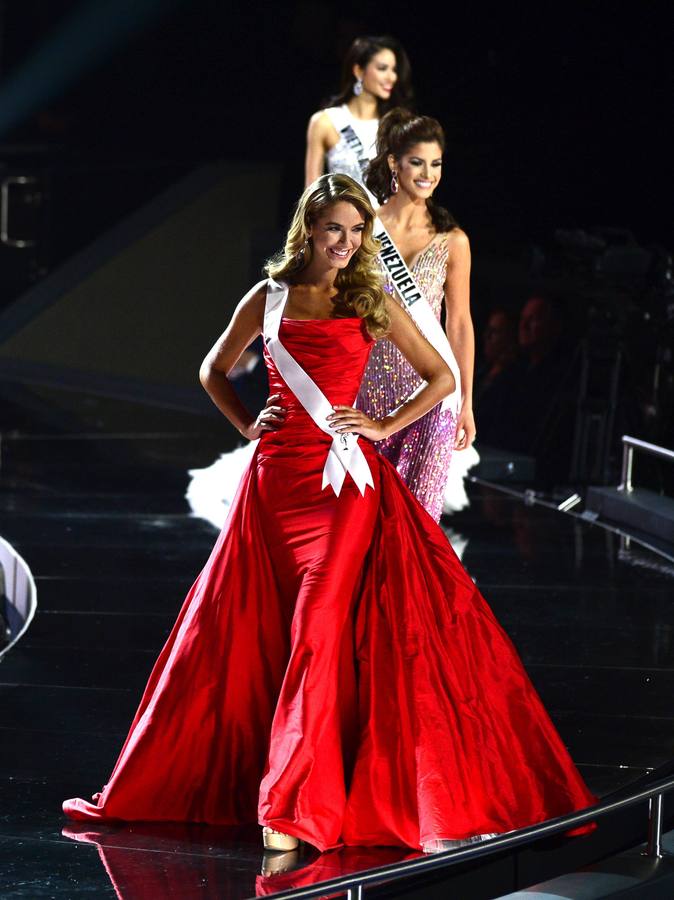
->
<box><xmin>263</xmin><ymin>278</ymin><xmax>374</xmax><ymax>498</ymax></box>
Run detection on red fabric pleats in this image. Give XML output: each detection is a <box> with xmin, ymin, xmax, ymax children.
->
<box><xmin>255</xmin><ymin>447</ymin><xmax>379</xmax><ymax>850</ymax></box>
<box><xmin>64</xmin><ymin>462</ymin><xmax>290</xmax><ymax>826</ymax></box>
<box><xmin>63</xmin><ymin>317</ymin><xmax>596</xmax><ymax>852</ymax></box>
<box><xmin>342</xmin><ymin>459</ymin><xmax>595</xmax><ymax>848</ymax></box>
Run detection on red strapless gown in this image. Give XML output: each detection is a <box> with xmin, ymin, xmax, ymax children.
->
<box><xmin>63</xmin><ymin>317</ymin><xmax>595</xmax><ymax>852</ymax></box>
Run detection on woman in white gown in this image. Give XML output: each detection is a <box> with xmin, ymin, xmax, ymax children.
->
<box><xmin>304</xmin><ymin>35</ymin><xmax>414</xmax><ymax>187</ymax></box>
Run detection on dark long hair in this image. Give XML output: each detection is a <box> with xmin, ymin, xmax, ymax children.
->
<box><xmin>324</xmin><ymin>35</ymin><xmax>414</xmax><ymax>116</ymax></box>
<box><xmin>366</xmin><ymin>108</ymin><xmax>457</xmax><ymax>233</ymax></box>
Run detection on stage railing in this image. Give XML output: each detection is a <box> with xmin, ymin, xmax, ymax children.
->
<box><xmin>266</xmin><ymin>774</ymin><xmax>674</xmax><ymax>899</ymax></box>
<box><xmin>619</xmin><ymin>434</ymin><xmax>674</xmax><ymax>493</ymax></box>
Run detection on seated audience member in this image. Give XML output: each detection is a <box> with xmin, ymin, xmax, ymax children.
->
<box><xmin>474</xmin><ymin>308</ymin><xmax>520</xmax><ymax>447</ymax></box>
<box><xmin>476</xmin><ymin>295</ymin><xmax>578</xmax><ymax>484</ymax></box>
<box><xmin>475</xmin><ymin>308</ymin><xmax>518</xmax><ymax>397</ymax></box>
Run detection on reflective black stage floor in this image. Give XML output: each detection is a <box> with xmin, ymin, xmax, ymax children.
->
<box><xmin>1</xmin><ymin>427</ymin><xmax>673</xmax><ymax>898</ymax></box>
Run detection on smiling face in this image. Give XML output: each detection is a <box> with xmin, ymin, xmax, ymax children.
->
<box><xmin>355</xmin><ymin>48</ymin><xmax>397</xmax><ymax>101</ymax></box>
<box><xmin>390</xmin><ymin>141</ymin><xmax>443</xmax><ymax>200</ymax></box>
<box><xmin>307</xmin><ymin>201</ymin><xmax>366</xmax><ymax>270</ymax></box>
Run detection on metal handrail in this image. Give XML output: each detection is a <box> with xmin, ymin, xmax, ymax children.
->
<box><xmin>261</xmin><ymin>773</ymin><xmax>674</xmax><ymax>900</ymax></box>
<box><xmin>619</xmin><ymin>435</ymin><xmax>674</xmax><ymax>493</ymax></box>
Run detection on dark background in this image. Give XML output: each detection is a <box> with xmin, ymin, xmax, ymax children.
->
<box><xmin>2</xmin><ymin>0</ymin><xmax>671</xmax><ymax>249</ymax></box>
<box><xmin>0</xmin><ymin>0</ymin><xmax>671</xmax><ymax>485</ymax></box>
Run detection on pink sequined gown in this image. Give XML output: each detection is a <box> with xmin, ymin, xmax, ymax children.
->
<box><xmin>357</xmin><ymin>235</ymin><xmax>456</xmax><ymax>522</ymax></box>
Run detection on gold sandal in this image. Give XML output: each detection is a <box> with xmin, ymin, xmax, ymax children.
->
<box><xmin>262</xmin><ymin>826</ymin><xmax>299</xmax><ymax>852</ymax></box>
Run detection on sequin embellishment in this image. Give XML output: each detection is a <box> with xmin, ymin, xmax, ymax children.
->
<box><xmin>357</xmin><ymin>237</ymin><xmax>456</xmax><ymax>522</ymax></box>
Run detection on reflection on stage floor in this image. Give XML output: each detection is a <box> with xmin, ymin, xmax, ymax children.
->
<box><xmin>1</xmin><ymin>427</ymin><xmax>673</xmax><ymax>897</ymax></box>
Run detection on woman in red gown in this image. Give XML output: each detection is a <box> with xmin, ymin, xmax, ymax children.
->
<box><xmin>63</xmin><ymin>174</ymin><xmax>595</xmax><ymax>855</ymax></box>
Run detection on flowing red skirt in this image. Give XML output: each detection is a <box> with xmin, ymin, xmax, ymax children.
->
<box><xmin>64</xmin><ymin>437</ymin><xmax>595</xmax><ymax>852</ymax></box>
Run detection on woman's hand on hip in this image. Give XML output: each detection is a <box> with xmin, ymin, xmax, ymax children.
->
<box><xmin>242</xmin><ymin>393</ymin><xmax>286</xmax><ymax>441</ymax></box>
<box><xmin>327</xmin><ymin>405</ymin><xmax>388</xmax><ymax>442</ymax></box>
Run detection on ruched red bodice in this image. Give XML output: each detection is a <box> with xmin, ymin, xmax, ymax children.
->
<box><xmin>64</xmin><ymin>316</ymin><xmax>595</xmax><ymax>856</ymax></box>
<box><xmin>259</xmin><ymin>316</ymin><xmax>374</xmax><ymax>458</ymax></box>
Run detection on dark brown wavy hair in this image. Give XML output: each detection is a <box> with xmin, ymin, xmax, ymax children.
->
<box><xmin>366</xmin><ymin>108</ymin><xmax>457</xmax><ymax>234</ymax></box>
<box><xmin>324</xmin><ymin>36</ymin><xmax>414</xmax><ymax>116</ymax></box>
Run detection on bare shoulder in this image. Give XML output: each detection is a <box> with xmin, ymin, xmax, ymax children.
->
<box><xmin>307</xmin><ymin>109</ymin><xmax>333</xmax><ymax>138</ymax></box>
<box><xmin>249</xmin><ymin>282</ymin><xmax>268</xmax><ymax>305</ymax></box>
<box><xmin>444</xmin><ymin>228</ymin><xmax>471</xmax><ymax>274</ymax></box>
<box><xmin>446</xmin><ymin>227</ymin><xmax>470</xmax><ymax>254</ymax></box>
<box><xmin>235</xmin><ymin>280</ymin><xmax>267</xmax><ymax>322</ymax></box>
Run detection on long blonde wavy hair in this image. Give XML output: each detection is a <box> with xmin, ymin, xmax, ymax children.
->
<box><xmin>265</xmin><ymin>174</ymin><xmax>390</xmax><ymax>338</ymax></box>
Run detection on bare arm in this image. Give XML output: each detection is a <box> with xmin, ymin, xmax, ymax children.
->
<box><xmin>305</xmin><ymin>112</ymin><xmax>330</xmax><ymax>187</ymax></box>
<box><xmin>444</xmin><ymin>229</ymin><xmax>476</xmax><ymax>448</ymax></box>
<box><xmin>199</xmin><ymin>283</ymin><xmax>286</xmax><ymax>439</ymax></box>
<box><xmin>328</xmin><ymin>297</ymin><xmax>455</xmax><ymax>440</ymax></box>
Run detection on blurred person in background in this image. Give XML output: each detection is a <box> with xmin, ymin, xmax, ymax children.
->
<box><xmin>305</xmin><ymin>35</ymin><xmax>414</xmax><ymax>188</ymax></box>
<box><xmin>475</xmin><ymin>294</ymin><xmax>576</xmax><ymax>485</ymax></box>
<box><xmin>476</xmin><ymin>308</ymin><xmax>518</xmax><ymax>396</ymax></box>
<box><xmin>474</xmin><ymin>307</ymin><xmax>519</xmax><ymax>448</ymax></box>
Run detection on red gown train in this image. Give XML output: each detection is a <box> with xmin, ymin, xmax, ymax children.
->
<box><xmin>63</xmin><ymin>316</ymin><xmax>595</xmax><ymax>852</ymax></box>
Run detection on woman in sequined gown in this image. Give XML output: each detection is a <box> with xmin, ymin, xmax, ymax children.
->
<box><xmin>304</xmin><ymin>35</ymin><xmax>413</xmax><ymax>187</ymax></box>
<box><xmin>357</xmin><ymin>109</ymin><xmax>478</xmax><ymax>522</ymax></box>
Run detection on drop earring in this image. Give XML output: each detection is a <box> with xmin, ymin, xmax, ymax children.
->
<box><xmin>353</xmin><ymin>77</ymin><xmax>363</xmax><ymax>97</ymax></box>
<box><xmin>390</xmin><ymin>171</ymin><xmax>399</xmax><ymax>194</ymax></box>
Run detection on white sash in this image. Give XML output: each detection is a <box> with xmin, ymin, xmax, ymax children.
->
<box><xmin>333</xmin><ymin>120</ymin><xmax>462</xmax><ymax>417</ymax></box>
<box><xmin>373</xmin><ymin>218</ymin><xmax>462</xmax><ymax>416</ymax></box>
<box><xmin>325</xmin><ymin>106</ymin><xmax>375</xmax><ymax>181</ymax></box>
<box><xmin>339</xmin><ymin>122</ymin><xmax>372</xmax><ymax>181</ymax></box>
<box><xmin>263</xmin><ymin>278</ymin><xmax>374</xmax><ymax>498</ymax></box>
